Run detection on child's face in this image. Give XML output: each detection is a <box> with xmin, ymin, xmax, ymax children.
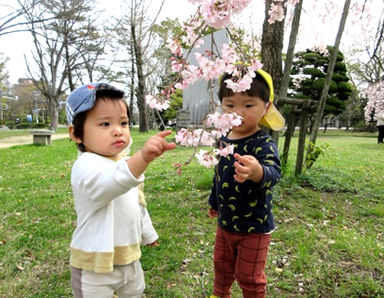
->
<box><xmin>222</xmin><ymin>93</ymin><xmax>267</xmax><ymax>139</ymax></box>
<box><xmin>78</xmin><ymin>98</ymin><xmax>130</xmax><ymax>159</ymax></box>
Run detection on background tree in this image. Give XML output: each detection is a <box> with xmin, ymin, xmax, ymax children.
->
<box><xmin>348</xmin><ymin>7</ymin><xmax>384</xmax><ymax>86</ymax></box>
<box><xmin>289</xmin><ymin>45</ymin><xmax>353</xmax><ymax>130</ymax></box>
<box><xmin>0</xmin><ymin>53</ymin><xmax>9</xmax><ymax>92</ymax></box>
<box><xmin>12</xmin><ymin>81</ymin><xmax>37</xmax><ymax>122</ymax></box>
<box><xmin>22</xmin><ymin>0</ymin><xmax>105</xmax><ymax>130</ymax></box>
<box><xmin>117</xmin><ymin>0</ymin><xmax>165</xmax><ymax>132</ymax></box>
<box><xmin>0</xmin><ymin>0</ymin><xmax>44</xmax><ymax>37</ymax></box>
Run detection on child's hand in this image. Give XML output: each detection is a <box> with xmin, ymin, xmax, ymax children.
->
<box><xmin>127</xmin><ymin>130</ymin><xmax>176</xmax><ymax>178</ymax></box>
<box><xmin>147</xmin><ymin>240</ymin><xmax>159</xmax><ymax>247</ymax></box>
<box><xmin>208</xmin><ymin>208</ymin><xmax>218</xmax><ymax>218</ymax></box>
<box><xmin>233</xmin><ymin>153</ymin><xmax>263</xmax><ymax>184</ymax></box>
<box><xmin>141</xmin><ymin>130</ymin><xmax>176</xmax><ymax>163</ymax></box>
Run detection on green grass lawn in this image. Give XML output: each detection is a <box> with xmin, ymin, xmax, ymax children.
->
<box><xmin>0</xmin><ymin>129</ymin><xmax>383</xmax><ymax>297</ymax></box>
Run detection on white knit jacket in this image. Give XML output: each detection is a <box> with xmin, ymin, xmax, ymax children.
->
<box><xmin>69</xmin><ymin>152</ymin><xmax>158</xmax><ymax>273</ymax></box>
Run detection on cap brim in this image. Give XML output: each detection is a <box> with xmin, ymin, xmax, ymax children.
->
<box><xmin>260</xmin><ymin>103</ymin><xmax>285</xmax><ymax>131</ymax></box>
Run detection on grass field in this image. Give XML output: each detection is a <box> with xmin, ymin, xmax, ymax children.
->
<box><xmin>0</xmin><ymin>128</ymin><xmax>383</xmax><ymax>297</ymax></box>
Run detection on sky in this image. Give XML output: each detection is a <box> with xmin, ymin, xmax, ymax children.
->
<box><xmin>0</xmin><ymin>0</ymin><xmax>195</xmax><ymax>84</ymax></box>
<box><xmin>0</xmin><ymin>0</ymin><xmax>382</xmax><ymax>85</ymax></box>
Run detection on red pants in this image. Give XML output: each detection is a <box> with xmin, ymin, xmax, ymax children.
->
<box><xmin>213</xmin><ymin>226</ymin><xmax>271</xmax><ymax>298</ymax></box>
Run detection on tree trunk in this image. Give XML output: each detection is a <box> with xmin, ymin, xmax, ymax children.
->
<box><xmin>47</xmin><ymin>98</ymin><xmax>59</xmax><ymax>131</ymax></box>
<box><xmin>309</xmin><ymin>0</ymin><xmax>351</xmax><ymax>145</ymax></box>
<box><xmin>261</xmin><ymin>0</ymin><xmax>287</xmax><ymax>94</ymax></box>
<box><xmin>279</xmin><ymin>0</ymin><xmax>303</xmax><ymax>100</ymax></box>
<box><xmin>129</xmin><ymin>42</ymin><xmax>135</xmax><ymax>126</ymax></box>
<box><xmin>131</xmin><ymin>22</ymin><xmax>148</xmax><ymax>132</ymax></box>
<box><xmin>261</xmin><ymin>0</ymin><xmax>288</xmax><ymax>145</ymax></box>
<box><xmin>275</xmin><ymin>0</ymin><xmax>304</xmax><ymax>147</ymax></box>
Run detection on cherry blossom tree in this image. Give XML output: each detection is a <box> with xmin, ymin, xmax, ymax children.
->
<box><xmin>147</xmin><ymin>0</ymin><xmax>268</xmax><ymax>169</ymax></box>
<box><xmin>145</xmin><ymin>0</ymin><xmax>377</xmax><ymax>169</ymax></box>
<box><xmin>363</xmin><ymin>81</ymin><xmax>384</xmax><ymax>123</ymax></box>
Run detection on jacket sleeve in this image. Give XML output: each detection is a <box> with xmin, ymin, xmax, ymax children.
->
<box><xmin>140</xmin><ymin>207</ymin><xmax>159</xmax><ymax>245</ymax></box>
<box><xmin>208</xmin><ymin>174</ymin><xmax>218</xmax><ymax>210</ymax></box>
<box><xmin>72</xmin><ymin>155</ymin><xmax>144</xmax><ymax>208</ymax></box>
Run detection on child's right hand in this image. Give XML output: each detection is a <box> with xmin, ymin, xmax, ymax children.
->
<box><xmin>127</xmin><ymin>130</ymin><xmax>176</xmax><ymax>178</ymax></box>
<box><xmin>141</xmin><ymin>130</ymin><xmax>176</xmax><ymax>163</ymax></box>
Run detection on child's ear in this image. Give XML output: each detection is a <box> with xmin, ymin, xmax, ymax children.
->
<box><xmin>262</xmin><ymin>102</ymin><xmax>270</xmax><ymax>116</ymax></box>
<box><xmin>68</xmin><ymin>125</ymin><xmax>82</xmax><ymax>144</ymax></box>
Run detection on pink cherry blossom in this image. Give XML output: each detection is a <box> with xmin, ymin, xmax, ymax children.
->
<box><xmin>181</xmin><ymin>20</ymin><xmax>205</xmax><ymax>48</ymax></box>
<box><xmin>196</xmin><ymin>150</ymin><xmax>219</xmax><ymax>168</ymax></box>
<box><xmin>171</xmin><ymin>59</ymin><xmax>184</xmax><ymax>72</ymax></box>
<box><xmin>268</xmin><ymin>3</ymin><xmax>285</xmax><ymax>24</ymax></box>
<box><xmin>206</xmin><ymin>112</ymin><xmax>242</xmax><ymax>136</ymax></box>
<box><xmin>224</xmin><ymin>72</ymin><xmax>253</xmax><ymax>93</ymax></box>
<box><xmin>189</xmin><ymin>0</ymin><xmax>252</xmax><ymax>29</ymax></box>
<box><xmin>363</xmin><ymin>81</ymin><xmax>384</xmax><ymax>123</ymax></box>
<box><xmin>145</xmin><ymin>95</ymin><xmax>170</xmax><ymax>111</ymax></box>
<box><xmin>222</xmin><ymin>43</ymin><xmax>239</xmax><ymax>64</ymax></box>
<box><xmin>250</xmin><ymin>59</ymin><xmax>263</xmax><ymax>72</ymax></box>
<box><xmin>175</xmin><ymin>128</ymin><xmax>215</xmax><ymax>147</ymax></box>
<box><xmin>214</xmin><ymin>144</ymin><xmax>235</xmax><ymax>156</ymax></box>
<box><xmin>195</xmin><ymin>52</ymin><xmax>226</xmax><ymax>80</ymax></box>
<box><xmin>167</xmin><ymin>38</ymin><xmax>182</xmax><ymax>57</ymax></box>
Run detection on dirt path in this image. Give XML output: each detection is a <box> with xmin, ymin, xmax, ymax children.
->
<box><xmin>0</xmin><ymin>133</ymin><xmax>69</xmax><ymax>149</ymax></box>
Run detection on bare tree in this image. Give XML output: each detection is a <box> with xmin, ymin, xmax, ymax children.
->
<box><xmin>24</xmin><ymin>5</ymin><xmax>67</xmax><ymax>131</ymax></box>
<box><xmin>22</xmin><ymin>0</ymin><xmax>104</xmax><ymax>130</ymax></box>
<box><xmin>130</xmin><ymin>5</ymin><xmax>148</xmax><ymax>132</ymax></box>
<box><xmin>0</xmin><ymin>0</ymin><xmax>45</xmax><ymax>37</ymax></box>
<box><xmin>349</xmin><ymin>8</ymin><xmax>384</xmax><ymax>85</ymax></box>
<box><xmin>116</xmin><ymin>0</ymin><xmax>165</xmax><ymax>132</ymax></box>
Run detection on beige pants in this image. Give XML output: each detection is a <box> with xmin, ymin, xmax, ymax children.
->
<box><xmin>71</xmin><ymin>260</ymin><xmax>145</xmax><ymax>298</ymax></box>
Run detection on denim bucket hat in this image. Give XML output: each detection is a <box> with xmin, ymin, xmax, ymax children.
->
<box><xmin>66</xmin><ymin>83</ymin><xmax>124</xmax><ymax>125</ymax></box>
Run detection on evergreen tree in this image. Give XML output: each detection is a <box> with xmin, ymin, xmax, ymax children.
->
<box><xmin>290</xmin><ymin>45</ymin><xmax>353</xmax><ymax>117</ymax></box>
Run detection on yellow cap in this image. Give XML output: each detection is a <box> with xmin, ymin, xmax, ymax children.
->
<box><xmin>257</xmin><ymin>69</ymin><xmax>285</xmax><ymax>131</ymax></box>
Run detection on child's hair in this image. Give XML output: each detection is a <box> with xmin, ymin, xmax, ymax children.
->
<box><xmin>72</xmin><ymin>91</ymin><xmax>129</xmax><ymax>152</ymax></box>
<box><xmin>218</xmin><ymin>71</ymin><xmax>270</xmax><ymax>103</ymax></box>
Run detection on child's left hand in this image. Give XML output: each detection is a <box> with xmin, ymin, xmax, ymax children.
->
<box><xmin>147</xmin><ymin>240</ymin><xmax>159</xmax><ymax>247</ymax></box>
<box><xmin>233</xmin><ymin>153</ymin><xmax>263</xmax><ymax>183</ymax></box>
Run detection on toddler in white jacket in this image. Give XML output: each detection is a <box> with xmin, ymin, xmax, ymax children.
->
<box><xmin>66</xmin><ymin>83</ymin><xmax>175</xmax><ymax>297</ymax></box>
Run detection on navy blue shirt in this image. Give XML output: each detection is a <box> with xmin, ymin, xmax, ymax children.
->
<box><xmin>209</xmin><ymin>129</ymin><xmax>281</xmax><ymax>234</ymax></box>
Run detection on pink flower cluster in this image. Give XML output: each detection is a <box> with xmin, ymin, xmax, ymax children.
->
<box><xmin>267</xmin><ymin>0</ymin><xmax>300</xmax><ymax>24</ymax></box>
<box><xmin>196</xmin><ymin>144</ymin><xmax>235</xmax><ymax>168</ymax></box>
<box><xmin>363</xmin><ymin>81</ymin><xmax>384</xmax><ymax>123</ymax></box>
<box><xmin>145</xmin><ymin>95</ymin><xmax>170</xmax><ymax>111</ymax></box>
<box><xmin>214</xmin><ymin>144</ymin><xmax>235</xmax><ymax>156</ymax></box>
<box><xmin>175</xmin><ymin>128</ymin><xmax>216</xmax><ymax>147</ymax></box>
<box><xmin>188</xmin><ymin>0</ymin><xmax>252</xmax><ymax>28</ymax></box>
<box><xmin>176</xmin><ymin>47</ymin><xmax>263</xmax><ymax>94</ymax></box>
<box><xmin>175</xmin><ymin>112</ymin><xmax>242</xmax><ymax>167</ymax></box>
<box><xmin>206</xmin><ymin>112</ymin><xmax>242</xmax><ymax>136</ymax></box>
<box><xmin>224</xmin><ymin>60</ymin><xmax>263</xmax><ymax>93</ymax></box>
<box><xmin>196</xmin><ymin>149</ymin><xmax>219</xmax><ymax>168</ymax></box>
<box><xmin>175</xmin><ymin>112</ymin><xmax>241</xmax><ymax>148</ymax></box>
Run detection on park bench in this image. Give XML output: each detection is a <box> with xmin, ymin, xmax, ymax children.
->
<box><xmin>30</xmin><ymin>129</ymin><xmax>54</xmax><ymax>145</ymax></box>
